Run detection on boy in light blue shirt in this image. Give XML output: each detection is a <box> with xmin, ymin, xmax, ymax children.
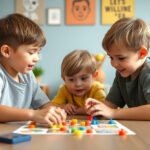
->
<box><xmin>0</xmin><ymin>13</ymin><xmax>66</xmax><ymax>126</ymax></box>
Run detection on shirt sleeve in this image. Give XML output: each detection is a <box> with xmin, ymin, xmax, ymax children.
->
<box><xmin>50</xmin><ymin>85</ymin><xmax>67</xmax><ymax>105</ymax></box>
<box><xmin>91</xmin><ymin>82</ymin><xmax>106</xmax><ymax>102</ymax></box>
<box><xmin>30</xmin><ymin>72</ymin><xmax>50</xmax><ymax>109</ymax></box>
<box><xmin>106</xmin><ymin>73</ymin><xmax>125</xmax><ymax>108</ymax></box>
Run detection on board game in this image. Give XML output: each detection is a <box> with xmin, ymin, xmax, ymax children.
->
<box><xmin>14</xmin><ymin>118</ymin><xmax>135</xmax><ymax>136</ymax></box>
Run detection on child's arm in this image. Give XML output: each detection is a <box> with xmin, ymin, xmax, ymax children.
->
<box><xmin>0</xmin><ymin>105</ymin><xmax>66</xmax><ymax>126</ymax></box>
<box><xmin>50</xmin><ymin>103</ymin><xmax>77</xmax><ymax>115</ymax></box>
<box><xmin>85</xmin><ymin>98</ymin><xmax>150</xmax><ymax>120</ymax></box>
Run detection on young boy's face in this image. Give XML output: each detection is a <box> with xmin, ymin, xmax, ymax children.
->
<box><xmin>4</xmin><ymin>44</ymin><xmax>40</xmax><ymax>76</ymax></box>
<box><xmin>72</xmin><ymin>0</ymin><xmax>90</xmax><ymax>21</ymax></box>
<box><xmin>107</xmin><ymin>43</ymin><xmax>144</xmax><ymax>78</ymax></box>
<box><xmin>63</xmin><ymin>69</ymin><xmax>94</xmax><ymax>97</ymax></box>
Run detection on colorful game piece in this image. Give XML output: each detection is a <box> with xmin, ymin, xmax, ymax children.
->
<box><xmin>91</xmin><ymin>120</ymin><xmax>99</xmax><ymax>125</ymax></box>
<box><xmin>72</xmin><ymin>119</ymin><xmax>78</xmax><ymax>123</ymax></box>
<box><xmin>58</xmin><ymin>124</ymin><xmax>63</xmax><ymax>128</ymax></box>
<box><xmin>74</xmin><ymin>130</ymin><xmax>82</xmax><ymax>137</ymax></box>
<box><xmin>51</xmin><ymin>125</ymin><xmax>57</xmax><ymax>129</ymax></box>
<box><xmin>60</xmin><ymin>127</ymin><xmax>66</xmax><ymax>132</ymax></box>
<box><xmin>71</xmin><ymin>128</ymin><xmax>76</xmax><ymax>133</ymax></box>
<box><xmin>62</xmin><ymin>122</ymin><xmax>67</xmax><ymax>126</ymax></box>
<box><xmin>70</xmin><ymin>121</ymin><xmax>76</xmax><ymax>126</ymax></box>
<box><xmin>85</xmin><ymin>121</ymin><xmax>90</xmax><ymax>126</ymax></box>
<box><xmin>80</xmin><ymin>121</ymin><xmax>85</xmax><ymax>126</ymax></box>
<box><xmin>86</xmin><ymin>129</ymin><xmax>93</xmax><ymax>134</ymax></box>
<box><xmin>118</xmin><ymin>129</ymin><xmax>126</xmax><ymax>136</ymax></box>
<box><xmin>79</xmin><ymin>126</ymin><xmax>86</xmax><ymax>131</ymax></box>
<box><xmin>28</xmin><ymin>124</ymin><xmax>36</xmax><ymax>128</ymax></box>
<box><xmin>88</xmin><ymin>115</ymin><xmax>93</xmax><ymax>121</ymax></box>
<box><xmin>108</xmin><ymin>119</ymin><xmax>115</xmax><ymax>124</ymax></box>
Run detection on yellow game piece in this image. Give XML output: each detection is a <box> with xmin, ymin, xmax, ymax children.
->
<box><xmin>80</xmin><ymin>121</ymin><xmax>85</xmax><ymax>126</ymax></box>
<box><xmin>74</xmin><ymin>130</ymin><xmax>82</xmax><ymax>136</ymax></box>
<box><xmin>58</xmin><ymin>123</ymin><xmax>63</xmax><ymax>128</ymax></box>
<box><xmin>51</xmin><ymin>125</ymin><xmax>57</xmax><ymax>129</ymax></box>
<box><xmin>72</xmin><ymin>119</ymin><xmax>78</xmax><ymax>124</ymax></box>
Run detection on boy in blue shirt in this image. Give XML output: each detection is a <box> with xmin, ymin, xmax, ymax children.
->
<box><xmin>0</xmin><ymin>13</ymin><xmax>66</xmax><ymax>126</ymax></box>
<box><xmin>85</xmin><ymin>17</ymin><xmax>150</xmax><ymax>120</ymax></box>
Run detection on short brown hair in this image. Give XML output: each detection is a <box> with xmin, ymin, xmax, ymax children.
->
<box><xmin>102</xmin><ymin>17</ymin><xmax>150</xmax><ymax>52</ymax></box>
<box><xmin>0</xmin><ymin>13</ymin><xmax>46</xmax><ymax>49</ymax></box>
<box><xmin>61</xmin><ymin>49</ymin><xmax>96</xmax><ymax>78</ymax></box>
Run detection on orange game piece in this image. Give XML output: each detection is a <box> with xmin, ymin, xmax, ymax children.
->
<box><xmin>85</xmin><ymin>121</ymin><xmax>90</xmax><ymax>126</ymax></box>
<box><xmin>62</xmin><ymin>122</ymin><xmax>67</xmax><ymax>126</ymax></box>
<box><xmin>70</xmin><ymin>121</ymin><xmax>76</xmax><ymax>126</ymax></box>
<box><xmin>28</xmin><ymin>124</ymin><xmax>36</xmax><ymax>128</ymax></box>
<box><xmin>86</xmin><ymin>129</ymin><xmax>93</xmax><ymax>134</ymax></box>
<box><xmin>118</xmin><ymin>129</ymin><xmax>126</xmax><ymax>136</ymax></box>
<box><xmin>30</xmin><ymin>121</ymin><xmax>36</xmax><ymax>125</ymax></box>
<box><xmin>60</xmin><ymin>127</ymin><xmax>66</xmax><ymax>132</ymax></box>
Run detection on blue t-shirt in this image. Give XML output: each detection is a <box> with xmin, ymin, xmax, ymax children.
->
<box><xmin>0</xmin><ymin>64</ymin><xmax>49</xmax><ymax>109</ymax></box>
<box><xmin>107</xmin><ymin>58</ymin><xmax>150</xmax><ymax>108</ymax></box>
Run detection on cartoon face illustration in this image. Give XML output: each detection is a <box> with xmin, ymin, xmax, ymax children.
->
<box><xmin>72</xmin><ymin>0</ymin><xmax>90</xmax><ymax>21</ymax></box>
<box><xmin>23</xmin><ymin>0</ymin><xmax>39</xmax><ymax>12</ymax></box>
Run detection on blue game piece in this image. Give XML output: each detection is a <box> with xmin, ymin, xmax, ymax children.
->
<box><xmin>108</xmin><ymin>118</ymin><xmax>115</xmax><ymax>124</ymax></box>
<box><xmin>79</xmin><ymin>126</ymin><xmax>86</xmax><ymax>131</ymax></box>
<box><xmin>93</xmin><ymin>116</ymin><xmax>98</xmax><ymax>120</ymax></box>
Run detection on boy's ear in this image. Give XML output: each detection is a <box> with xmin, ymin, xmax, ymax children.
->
<box><xmin>1</xmin><ymin>45</ymin><xmax>12</xmax><ymax>58</ymax></box>
<box><xmin>92</xmin><ymin>71</ymin><xmax>98</xmax><ymax>79</ymax></box>
<box><xmin>139</xmin><ymin>47</ymin><xmax>148</xmax><ymax>58</ymax></box>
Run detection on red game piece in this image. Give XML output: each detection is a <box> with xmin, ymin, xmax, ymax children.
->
<box><xmin>118</xmin><ymin>129</ymin><xmax>126</xmax><ymax>136</ymax></box>
<box><xmin>88</xmin><ymin>115</ymin><xmax>93</xmax><ymax>121</ymax></box>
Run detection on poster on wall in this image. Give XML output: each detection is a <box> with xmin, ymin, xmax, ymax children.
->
<box><xmin>66</xmin><ymin>0</ymin><xmax>96</xmax><ymax>25</ymax></box>
<box><xmin>16</xmin><ymin>0</ymin><xmax>44</xmax><ymax>25</ymax></box>
<box><xmin>48</xmin><ymin>8</ymin><xmax>61</xmax><ymax>25</ymax></box>
<box><xmin>101</xmin><ymin>0</ymin><xmax>134</xmax><ymax>25</ymax></box>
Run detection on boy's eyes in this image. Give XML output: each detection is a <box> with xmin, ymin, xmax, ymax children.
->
<box><xmin>28</xmin><ymin>50</ymin><xmax>40</xmax><ymax>55</ymax></box>
<box><xmin>109</xmin><ymin>56</ymin><xmax>126</xmax><ymax>61</ymax></box>
<box><xmin>118</xmin><ymin>57</ymin><xmax>126</xmax><ymax>60</ymax></box>
<box><xmin>67</xmin><ymin>76</ymin><xmax>89</xmax><ymax>82</ymax></box>
<box><xmin>81</xmin><ymin>76</ymin><xmax>89</xmax><ymax>80</ymax></box>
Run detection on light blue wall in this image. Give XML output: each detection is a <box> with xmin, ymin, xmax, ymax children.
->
<box><xmin>0</xmin><ymin>0</ymin><xmax>150</xmax><ymax>98</ymax></box>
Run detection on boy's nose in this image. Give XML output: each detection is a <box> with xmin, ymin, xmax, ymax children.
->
<box><xmin>111</xmin><ymin>60</ymin><xmax>118</xmax><ymax>68</ymax></box>
<box><xmin>33</xmin><ymin>55</ymin><xmax>39</xmax><ymax>62</ymax></box>
<box><xmin>75</xmin><ymin>79</ymin><xmax>82</xmax><ymax>86</ymax></box>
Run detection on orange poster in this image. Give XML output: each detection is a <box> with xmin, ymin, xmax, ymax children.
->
<box><xmin>66</xmin><ymin>0</ymin><xmax>96</xmax><ymax>25</ymax></box>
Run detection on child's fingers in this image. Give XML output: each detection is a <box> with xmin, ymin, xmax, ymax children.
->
<box><xmin>67</xmin><ymin>107</ymin><xmax>75</xmax><ymax>115</ymax></box>
<box><xmin>55</xmin><ymin>107</ymin><xmax>67</xmax><ymax>121</ymax></box>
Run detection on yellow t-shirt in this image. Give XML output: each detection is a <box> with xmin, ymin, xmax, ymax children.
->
<box><xmin>51</xmin><ymin>81</ymin><xmax>106</xmax><ymax>107</ymax></box>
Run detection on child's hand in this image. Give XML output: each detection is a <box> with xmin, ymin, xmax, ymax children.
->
<box><xmin>85</xmin><ymin>98</ymin><xmax>116</xmax><ymax>119</ymax></box>
<box><xmin>31</xmin><ymin>106</ymin><xmax>67</xmax><ymax>127</ymax></box>
<box><xmin>63</xmin><ymin>104</ymin><xmax>78</xmax><ymax>115</ymax></box>
<box><xmin>75</xmin><ymin>107</ymin><xmax>87</xmax><ymax>115</ymax></box>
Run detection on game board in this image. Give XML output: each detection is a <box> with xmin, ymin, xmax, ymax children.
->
<box><xmin>14</xmin><ymin>118</ymin><xmax>135</xmax><ymax>135</ymax></box>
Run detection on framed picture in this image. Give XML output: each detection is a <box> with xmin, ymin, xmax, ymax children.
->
<box><xmin>16</xmin><ymin>0</ymin><xmax>44</xmax><ymax>25</ymax></box>
<box><xmin>66</xmin><ymin>0</ymin><xmax>96</xmax><ymax>25</ymax></box>
<box><xmin>101</xmin><ymin>0</ymin><xmax>134</xmax><ymax>24</ymax></box>
<box><xmin>48</xmin><ymin>8</ymin><xmax>61</xmax><ymax>25</ymax></box>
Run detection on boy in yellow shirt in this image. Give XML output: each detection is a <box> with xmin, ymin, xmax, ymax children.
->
<box><xmin>51</xmin><ymin>50</ymin><xmax>106</xmax><ymax>115</ymax></box>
